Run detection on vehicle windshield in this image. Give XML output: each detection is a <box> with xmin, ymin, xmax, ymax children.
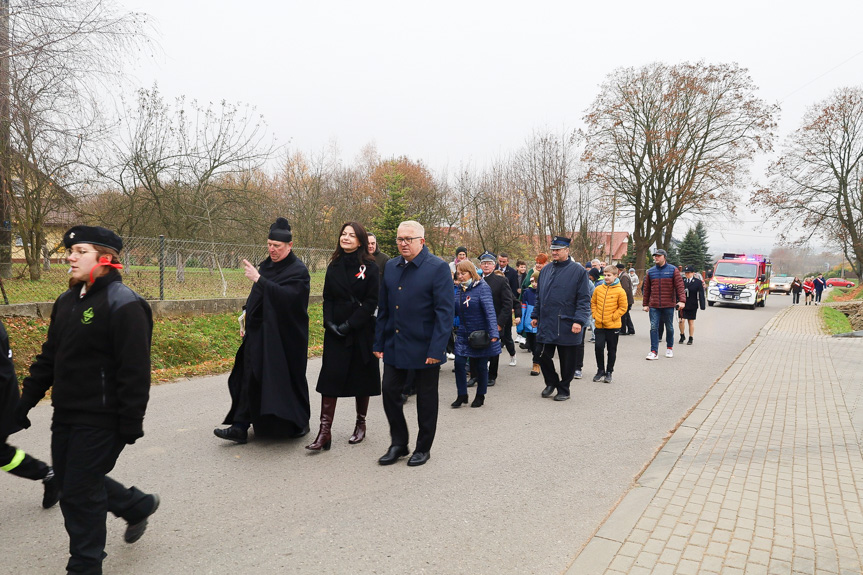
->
<box><xmin>715</xmin><ymin>262</ymin><xmax>759</xmax><ymax>279</ymax></box>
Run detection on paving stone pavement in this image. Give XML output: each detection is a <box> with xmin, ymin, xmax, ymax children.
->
<box><xmin>569</xmin><ymin>303</ymin><xmax>863</xmax><ymax>575</ymax></box>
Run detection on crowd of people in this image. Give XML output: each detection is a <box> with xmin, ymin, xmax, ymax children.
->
<box><xmin>790</xmin><ymin>273</ymin><xmax>827</xmax><ymax>305</ymax></box>
<box><xmin>3</xmin><ymin>218</ymin><xmax>725</xmax><ymax>574</ymax></box>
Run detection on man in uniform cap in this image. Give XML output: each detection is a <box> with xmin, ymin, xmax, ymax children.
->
<box><xmin>530</xmin><ymin>236</ymin><xmax>591</xmax><ymax>401</ymax></box>
<box><xmin>215</xmin><ymin>217</ymin><xmax>312</xmax><ymax>443</ymax></box>
<box><xmin>477</xmin><ymin>251</ymin><xmax>515</xmax><ymax>386</ymax></box>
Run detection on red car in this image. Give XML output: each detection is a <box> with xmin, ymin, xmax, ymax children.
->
<box><xmin>826</xmin><ymin>278</ymin><xmax>856</xmax><ymax>288</ymax></box>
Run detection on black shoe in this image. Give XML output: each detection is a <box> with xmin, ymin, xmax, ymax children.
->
<box><xmin>290</xmin><ymin>424</ymin><xmax>310</xmax><ymax>438</ymax></box>
<box><xmin>470</xmin><ymin>394</ymin><xmax>485</xmax><ymax>408</ymax></box>
<box><xmin>679</xmin><ymin>334</ymin><xmax>686</xmax><ymax>344</ymax></box>
<box><xmin>487</xmin><ymin>379</ymin><xmax>496</xmax><ymax>387</ymax></box>
<box><xmin>541</xmin><ymin>385</ymin><xmax>555</xmax><ymax>398</ymax></box>
<box><xmin>519</xmin><ymin>342</ymin><xmax>528</xmax><ymax>350</ymax></box>
<box><xmin>687</xmin><ymin>337</ymin><xmax>693</xmax><ymax>345</ymax></box>
<box><xmin>466</xmin><ymin>377</ymin><xmax>477</xmax><ymax>388</ymax></box>
<box><xmin>553</xmin><ymin>392</ymin><xmax>570</xmax><ymax>401</ymax></box>
<box><xmin>42</xmin><ymin>469</ymin><xmax>60</xmax><ymax>509</ymax></box>
<box><xmin>592</xmin><ymin>371</ymin><xmax>606</xmax><ymax>382</ymax></box>
<box><xmin>124</xmin><ymin>494</ymin><xmax>160</xmax><ymax>544</ymax></box>
<box><xmin>400</xmin><ymin>393</ymin><xmax>409</xmax><ymax>404</ymax></box>
<box><xmin>378</xmin><ymin>445</ymin><xmax>409</xmax><ymax>465</ymax></box>
<box><xmin>451</xmin><ymin>394</ymin><xmax>468</xmax><ymax>408</ymax></box>
<box><xmin>407</xmin><ymin>451</ymin><xmax>430</xmax><ymax>466</ymax></box>
<box><xmin>214</xmin><ymin>426</ymin><xmax>247</xmax><ymax>444</ymax></box>
<box><xmin>604</xmin><ymin>372</ymin><xmax>613</xmax><ymax>384</ymax></box>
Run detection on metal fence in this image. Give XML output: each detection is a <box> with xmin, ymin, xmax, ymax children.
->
<box><xmin>0</xmin><ymin>236</ymin><xmax>330</xmax><ymax>304</ymax></box>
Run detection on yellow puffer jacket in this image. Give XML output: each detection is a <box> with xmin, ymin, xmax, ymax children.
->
<box><xmin>591</xmin><ymin>280</ymin><xmax>629</xmax><ymax>329</ymax></box>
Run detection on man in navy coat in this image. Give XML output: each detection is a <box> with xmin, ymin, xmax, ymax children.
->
<box><xmin>374</xmin><ymin>220</ymin><xmax>454</xmax><ymax>466</ymax></box>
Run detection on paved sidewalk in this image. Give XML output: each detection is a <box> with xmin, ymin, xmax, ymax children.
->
<box><xmin>569</xmin><ymin>304</ymin><xmax>863</xmax><ymax>575</ymax></box>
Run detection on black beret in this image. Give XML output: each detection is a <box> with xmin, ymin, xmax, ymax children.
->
<box><xmin>456</xmin><ymin>246</ymin><xmax>467</xmax><ymax>256</ymax></box>
<box><xmin>268</xmin><ymin>217</ymin><xmax>292</xmax><ymax>243</ymax></box>
<box><xmin>63</xmin><ymin>226</ymin><xmax>122</xmax><ymax>253</ymax></box>
<box><xmin>589</xmin><ymin>268</ymin><xmax>601</xmax><ymax>280</ymax></box>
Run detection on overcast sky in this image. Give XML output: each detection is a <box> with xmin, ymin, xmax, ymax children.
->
<box><xmin>121</xmin><ymin>0</ymin><xmax>863</xmax><ymax>255</ymax></box>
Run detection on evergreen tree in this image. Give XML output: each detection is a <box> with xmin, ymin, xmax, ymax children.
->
<box><xmin>623</xmin><ymin>234</ymin><xmax>636</xmax><ymax>268</ymax></box>
<box><xmin>666</xmin><ymin>243</ymin><xmax>681</xmax><ymax>267</ymax></box>
<box><xmin>677</xmin><ymin>226</ymin><xmax>701</xmax><ymax>268</ymax></box>
<box><xmin>694</xmin><ymin>221</ymin><xmax>711</xmax><ymax>271</ymax></box>
<box><xmin>372</xmin><ymin>173</ymin><xmax>409</xmax><ymax>257</ymax></box>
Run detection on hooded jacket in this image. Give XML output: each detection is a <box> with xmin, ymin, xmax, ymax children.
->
<box><xmin>591</xmin><ymin>279</ymin><xmax>629</xmax><ymax>329</ymax></box>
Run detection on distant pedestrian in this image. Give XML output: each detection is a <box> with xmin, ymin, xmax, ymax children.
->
<box><xmin>628</xmin><ymin>268</ymin><xmax>639</xmax><ymax>296</ymax></box>
<box><xmin>531</xmin><ymin>236</ymin><xmax>592</xmax><ymax>401</ymax></box>
<box><xmin>367</xmin><ymin>233</ymin><xmax>389</xmax><ymax>278</ymax></box>
<box><xmin>790</xmin><ymin>277</ymin><xmax>803</xmax><ymax>304</ymax></box>
<box><xmin>449</xmin><ymin>246</ymin><xmax>469</xmax><ymax>275</ymax></box>
<box><xmin>678</xmin><ymin>265</ymin><xmax>706</xmax><ymax>345</ymax></box>
<box><xmin>479</xmin><ymin>251</ymin><xmax>517</xmax><ymax>382</ymax></box>
<box><xmin>374</xmin><ymin>221</ymin><xmax>454</xmax><ymax>467</ymax></box>
<box><xmin>522</xmin><ymin>253</ymin><xmax>548</xmax><ymax>293</ymax></box>
<box><xmin>496</xmin><ymin>252</ymin><xmax>520</xmax><ymax>365</ymax></box>
<box><xmin>590</xmin><ymin>266</ymin><xmax>628</xmax><ymax>384</ymax></box>
<box><xmin>307</xmin><ymin>222</ymin><xmax>380</xmax><ymax>452</ymax></box>
<box><xmin>803</xmin><ymin>278</ymin><xmax>815</xmax><ymax>305</ymax></box>
<box><xmin>451</xmin><ymin>260</ymin><xmax>500</xmax><ymax>408</ymax></box>
<box><xmin>518</xmin><ymin>272</ymin><xmax>541</xmax><ymax>376</ymax></box>
<box><xmin>813</xmin><ymin>273</ymin><xmax>826</xmax><ymax>304</ymax></box>
<box><xmin>616</xmin><ymin>263</ymin><xmax>636</xmax><ymax>335</ymax></box>
<box><xmin>642</xmin><ymin>249</ymin><xmax>686</xmax><ymax>360</ymax></box>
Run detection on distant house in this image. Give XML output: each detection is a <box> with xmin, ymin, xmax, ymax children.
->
<box><xmin>588</xmin><ymin>231</ymin><xmax>630</xmax><ymax>262</ymax></box>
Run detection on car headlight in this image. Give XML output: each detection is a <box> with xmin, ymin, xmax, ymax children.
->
<box><xmin>745</xmin><ymin>282</ymin><xmax>756</xmax><ymax>289</ymax></box>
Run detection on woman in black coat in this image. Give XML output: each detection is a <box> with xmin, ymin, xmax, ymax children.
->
<box><xmin>307</xmin><ymin>222</ymin><xmax>381</xmax><ymax>451</ymax></box>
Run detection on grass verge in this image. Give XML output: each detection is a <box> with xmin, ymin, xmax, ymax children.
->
<box><xmin>826</xmin><ymin>284</ymin><xmax>863</xmax><ymax>302</ymax></box>
<box><xmin>6</xmin><ymin>303</ymin><xmax>325</xmax><ymax>388</ymax></box>
<box><xmin>821</xmin><ymin>305</ymin><xmax>853</xmax><ymax>335</ymax></box>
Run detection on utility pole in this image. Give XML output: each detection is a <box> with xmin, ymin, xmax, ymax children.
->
<box><xmin>0</xmin><ymin>0</ymin><xmax>10</xmax><ymax>279</ymax></box>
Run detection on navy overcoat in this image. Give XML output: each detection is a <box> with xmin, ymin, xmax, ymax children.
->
<box><xmin>531</xmin><ymin>258</ymin><xmax>591</xmax><ymax>346</ymax></box>
<box><xmin>374</xmin><ymin>246</ymin><xmax>454</xmax><ymax>369</ymax></box>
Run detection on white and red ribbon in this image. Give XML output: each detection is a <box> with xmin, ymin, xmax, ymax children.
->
<box><xmin>355</xmin><ymin>265</ymin><xmax>366</xmax><ymax>280</ymax></box>
<box><xmin>464</xmin><ymin>296</ymin><xmax>471</xmax><ymax>307</ymax></box>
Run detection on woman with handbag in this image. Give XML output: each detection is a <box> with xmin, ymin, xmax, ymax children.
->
<box><xmin>452</xmin><ymin>260</ymin><xmax>500</xmax><ymax>408</ymax></box>
<box><xmin>308</xmin><ymin>222</ymin><xmax>380</xmax><ymax>451</ymax></box>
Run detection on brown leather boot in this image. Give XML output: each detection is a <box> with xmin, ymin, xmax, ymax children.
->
<box><xmin>306</xmin><ymin>396</ymin><xmax>337</xmax><ymax>451</ymax></box>
<box><xmin>530</xmin><ymin>363</ymin><xmax>540</xmax><ymax>376</ymax></box>
<box><xmin>349</xmin><ymin>396</ymin><xmax>369</xmax><ymax>444</ymax></box>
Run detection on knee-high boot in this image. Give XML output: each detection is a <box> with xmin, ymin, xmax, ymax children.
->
<box><xmin>306</xmin><ymin>396</ymin><xmax>337</xmax><ymax>451</ymax></box>
<box><xmin>349</xmin><ymin>396</ymin><xmax>369</xmax><ymax>444</ymax></box>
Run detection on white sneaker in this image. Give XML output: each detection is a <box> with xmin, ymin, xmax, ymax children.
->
<box><xmin>665</xmin><ymin>349</ymin><xmax>674</xmax><ymax>358</ymax></box>
<box><xmin>446</xmin><ymin>353</ymin><xmax>455</xmax><ymax>360</ymax></box>
<box><xmin>646</xmin><ymin>351</ymin><xmax>658</xmax><ymax>360</ymax></box>
<box><xmin>508</xmin><ymin>355</ymin><xmax>517</xmax><ymax>367</ymax></box>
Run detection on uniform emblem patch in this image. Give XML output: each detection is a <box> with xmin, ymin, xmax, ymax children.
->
<box><xmin>82</xmin><ymin>307</ymin><xmax>94</xmax><ymax>325</ymax></box>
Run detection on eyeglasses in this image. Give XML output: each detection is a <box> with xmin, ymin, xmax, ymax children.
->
<box><xmin>395</xmin><ymin>236</ymin><xmax>422</xmax><ymax>245</ymax></box>
<box><xmin>66</xmin><ymin>248</ymin><xmax>97</xmax><ymax>257</ymax></box>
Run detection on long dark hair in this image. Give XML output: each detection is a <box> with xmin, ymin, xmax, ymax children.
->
<box><xmin>330</xmin><ymin>221</ymin><xmax>375</xmax><ymax>264</ymax></box>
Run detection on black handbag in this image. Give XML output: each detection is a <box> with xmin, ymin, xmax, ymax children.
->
<box><xmin>468</xmin><ymin>330</ymin><xmax>491</xmax><ymax>349</ymax></box>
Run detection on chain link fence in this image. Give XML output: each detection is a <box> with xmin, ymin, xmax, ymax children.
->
<box><xmin>0</xmin><ymin>236</ymin><xmax>330</xmax><ymax>304</ymax></box>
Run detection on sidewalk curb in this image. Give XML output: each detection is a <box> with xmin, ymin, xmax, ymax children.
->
<box><xmin>565</xmin><ymin>308</ymin><xmax>790</xmax><ymax>575</ymax></box>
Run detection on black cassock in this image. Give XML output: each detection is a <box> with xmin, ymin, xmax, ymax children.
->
<box><xmin>316</xmin><ymin>252</ymin><xmax>381</xmax><ymax>397</ymax></box>
<box><xmin>224</xmin><ymin>251</ymin><xmax>311</xmax><ymax>437</ymax></box>
<box><xmin>1</xmin><ymin>321</ymin><xmax>22</xmax><ymax>439</ymax></box>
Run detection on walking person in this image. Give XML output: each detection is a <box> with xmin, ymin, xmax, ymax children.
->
<box><xmin>591</xmin><ymin>266</ymin><xmax>628</xmax><ymax>383</ymax></box>
<box><xmin>16</xmin><ymin>226</ymin><xmax>159</xmax><ymax>575</ymax></box>
<box><xmin>518</xmin><ymin>272</ymin><xmax>541</xmax><ymax>376</ymax></box>
<box><xmin>616</xmin><ymin>263</ymin><xmax>636</xmax><ymax>336</ymax></box>
<box><xmin>307</xmin><ymin>222</ymin><xmax>380</xmax><ymax>452</ymax></box>
<box><xmin>628</xmin><ymin>268</ymin><xmax>640</xmax><ymax>297</ymax></box>
<box><xmin>367</xmin><ymin>232</ymin><xmax>389</xmax><ymax>278</ymax></box>
<box><xmin>496</xmin><ymin>253</ymin><xmax>520</xmax><ymax>367</ymax></box>
<box><xmin>790</xmin><ymin>277</ymin><xmax>803</xmax><ymax>304</ymax></box>
<box><xmin>642</xmin><ymin>248</ymin><xmax>686</xmax><ymax>360</ymax></box>
<box><xmin>1</xmin><ymin>319</ymin><xmax>59</xmax><ymax>509</ymax></box>
<box><xmin>374</xmin><ymin>221</ymin><xmax>453</xmax><ymax>467</ymax></box>
<box><xmin>478</xmin><ymin>251</ymin><xmax>516</xmax><ymax>385</ymax></box>
<box><xmin>530</xmin><ymin>236</ymin><xmax>592</xmax><ymax>401</ymax></box>
<box><xmin>449</xmin><ymin>246</ymin><xmax>469</xmax><ymax>275</ymax></box>
<box><xmin>215</xmin><ymin>218</ymin><xmax>311</xmax><ymax>443</ymax></box>
<box><xmin>813</xmin><ymin>273</ymin><xmax>826</xmax><ymax>304</ymax></box>
<box><xmin>451</xmin><ymin>261</ymin><xmax>500</xmax><ymax>408</ymax></box>
<box><xmin>803</xmin><ymin>278</ymin><xmax>815</xmax><ymax>305</ymax></box>
<box><xmin>678</xmin><ymin>265</ymin><xmax>706</xmax><ymax>345</ymax></box>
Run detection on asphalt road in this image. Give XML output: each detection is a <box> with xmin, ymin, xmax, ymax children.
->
<box><xmin>1</xmin><ymin>292</ymin><xmax>795</xmax><ymax>574</ymax></box>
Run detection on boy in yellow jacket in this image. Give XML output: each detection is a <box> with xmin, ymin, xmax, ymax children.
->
<box><xmin>590</xmin><ymin>266</ymin><xmax>629</xmax><ymax>383</ymax></box>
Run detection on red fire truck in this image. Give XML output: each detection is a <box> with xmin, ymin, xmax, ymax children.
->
<box><xmin>706</xmin><ymin>253</ymin><xmax>772</xmax><ymax>310</ymax></box>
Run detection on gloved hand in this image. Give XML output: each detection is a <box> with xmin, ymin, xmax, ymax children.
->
<box><xmin>15</xmin><ymin>401</ymin><xmax>31</xmax><ymax>430</ymax></box>
<box><xmin>326</xmin><ymin>321</ymin><xmax>345</xmax><ymax>337</ymax></box>
<box><xmin>336</xmin><ymin>321</ymin><xmax>350</xmax><ymax>336</ymax></box>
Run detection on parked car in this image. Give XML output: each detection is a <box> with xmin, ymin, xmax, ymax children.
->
<box><xmin>769</xmin><ymin>275</ymin><xmax>794</xmax><ymax>294</ymax></box>
<box><xmin>826</xmin><ymin>278</ymin><xmax>856</xmax><ymax>288</ymax></box>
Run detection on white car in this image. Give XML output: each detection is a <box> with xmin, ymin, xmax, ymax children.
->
<box><xmin>769</xmin><ymin>275</ymin><xmax>794</xmax><ymax>294</ymax></box>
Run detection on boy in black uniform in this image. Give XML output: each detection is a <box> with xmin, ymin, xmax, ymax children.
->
<box><xmin>1</xmin><ymin>319</ymin><xmax>59</xmax><ymax>508</ymax></box>
<box><xmin>15</xmin><ymin>226</ymin><xmax>159</xmax><ymax>575</ymax></box>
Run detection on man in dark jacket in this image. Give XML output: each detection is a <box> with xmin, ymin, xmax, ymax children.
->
<box><xmin>479</xmin><ymin>251</ymin><xmax>516</xmax><ymax>385</ymax></box>
<box><xmin>216</xmin><ymin>217</ymin><xmax>311</xmax><ymax>443</ymax></box>
<box><xmin>495</xmin><ymin>253</ymin><xmax>520</xmax><ymax>367</ymax></box>
<box><xmin>530</xmin><ymin>236</ymin><xmax>592</xmax><ymax>401</ymax></box>
<box><xmin>642</xmin><ymin>248</ymin><xmax>686</xmax><ymax>360</ymax></box>
<box><xmin>374</xmin><ymin>220</ymin><xmax>454</xmax><ymax>467</ymax></box>
<box><xmin>678</xmin><ymin>265</ymin><xmax>706</xmax><ymax>345</ymax></box>
<box><xmin>368</xmin><ymin>232</ymin><xmax>389</xmax><ymax>278</ymax></box>
<box><xmin>1</xmin><ymin>320</ymin><xmax>59</xmax><ymax>508</ymax></box>
<box><xmin>17</xmin><ymin>225</ymin><xmax>159</xmax><ymax>574</ymax></box>
<box><xmin>617</xmin><ymin>263</ymin><xmax>636</xmax><ymax>335</ymax></box>
<box><xmin>813</xmin><ymin>273</ymin><xmax>826</xmax><ymax>304</ymax></box>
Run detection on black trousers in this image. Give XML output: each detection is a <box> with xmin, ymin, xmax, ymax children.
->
<box><xmin>620</xmin><ymin>306</ymin><xmax>635</xmax><ymax>334</ymax></box>
<box><xmin>382</xmin><ymin>364</ymin><xmax>440</xmax><ymax>453</ymax></box>
<box><xmin>594</xmin><ymin>328</ymin><xmax>620</xmax><ymax>373</ymax></box>
<box><xmin>793</xmin><ymin>291</ymin><xmax>801</xmax><ymax>303</ymax></box>
<box><xmin>1</xmin><ymin>439</ymin><xmax>49</xmax><ymax>480</ymax></box>
<box><xmin>500</xmin><ymin>317</ymin><xmax>516</xmax><ymax>356</ymax></box>
<box><xmin>537</xmin><ymin>343</ymin><xmax>579</xmax><ymax>393</ymax></box>
<box><xmin>52</xmin><ymin>424</ymin><xmax>152</xmax><ymax>575</ymax></box>
<box><xmin>524</xmin><ymin>332</ymin><xmax>541</xmax><ymax>364</ymax></box>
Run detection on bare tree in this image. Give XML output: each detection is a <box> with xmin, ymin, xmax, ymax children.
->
<box><xmin>754</xmin><ymin>86</ymin><xmax>863</xmax><ymax>278</ymax></box>
<box><xmin>582</xmin><ymin>62</ymin><xmax>777</xmax><ymax>276</ymax></box>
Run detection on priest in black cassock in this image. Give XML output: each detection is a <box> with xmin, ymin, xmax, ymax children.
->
<box><xmin>214</xmin><ymin>218</ymin><xmax>311</xmax><ymax>443</ymax></box>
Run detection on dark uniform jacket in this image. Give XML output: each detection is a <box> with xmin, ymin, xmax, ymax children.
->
<box><xmin>531</xmin><ymin>258</ymin><xmax>591</xmax><ymax>346</ymax></box>
<box><xmin>374</xmin><ymin>246</ymin><xmax>454</xmax><ymax>370</ymax></box>
<box><xmin>682</xmin><ymin>277</ymin><xmax>706</xmax><ymax>311</ymax></box>
<box><xmin>19</xmin><ymin>271</ymin><xmax>153</xmax><ymax>440</ymax></box>
<box><xmin>483</xmin><ymin>272</ymin><xmax>514</xmax><ymax>329</ymax></box>
<box><xmin>316</xmin><ymin>252</ymin><xmax>381</xmax><ymax>397</ymax></box>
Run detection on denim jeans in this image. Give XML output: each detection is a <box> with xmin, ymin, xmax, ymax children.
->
<box><xmin>649</xmin><ymin>307</ymin><xmax>676</xmax><ymax>352</ymax></box>
<box><xmin>455</xmin><ymin>355</ymin><xmax>489</xmax><ymax>395</ymax></box>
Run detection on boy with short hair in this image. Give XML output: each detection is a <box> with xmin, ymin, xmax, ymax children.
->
<box><xmin>590</xmin><ymin>266</ymin><xmax>628</xmax><ymax>383</ymax></box>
